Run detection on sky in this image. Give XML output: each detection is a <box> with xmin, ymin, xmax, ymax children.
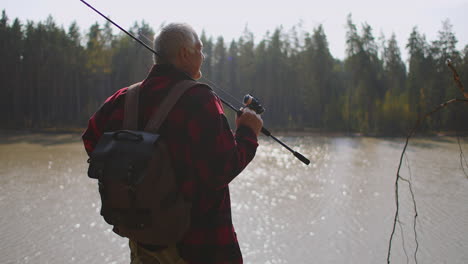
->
<box><xmin>2</xmin><ymin>0</ymin><xmax>467</xmax><ymax>61</ymax></box>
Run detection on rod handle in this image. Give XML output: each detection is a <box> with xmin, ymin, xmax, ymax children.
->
<box><xmin>261</xmin><ymin>127</ymin><xmax>271</xmax><ymax>136</ymax></box>
<box><xmin>294</xmin><ymin>151</ymin><xmax>310</xmax><ymax>165</ymax></box>
<box><xmin>238</xmin><ymin>111</ymin><xmax>309</xmax><ymax>165</ymax></box>
<box><xmin>238</xmin><ymin>113</ymin><xmax>271</xmax><ymax>136</ymax></box>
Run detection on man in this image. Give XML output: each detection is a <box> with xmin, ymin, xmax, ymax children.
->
<box><xmin>82</xmin><ymin>23</ymin><xmax>263</xmax><ymax>264</ymax></box>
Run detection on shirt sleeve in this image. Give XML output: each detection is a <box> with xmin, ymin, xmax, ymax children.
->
<box><xmin>82</xmin><ymin>88</ymin><xmax>126</xmax><ymax>155</ymax></box>
<box><xmin>186</xmin><ymin>87</ymin><xmax>259</xmax><ymax>190</ymax></box>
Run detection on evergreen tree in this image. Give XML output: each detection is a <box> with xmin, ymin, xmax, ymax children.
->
<box><xmin>212</xmin><ymin>36</ymin><xmax>227</xmax><ymax>85</ymax></box>
<box><xmin>344</xmin><ymin>15</ymin><xmax>384</xmax><ymax>133</ymax></box>
<box><xmin>67</xmin><ymin>22</ymin><xmax>87</xmax><ymax>124</ymax></box>
<box><xmin>0</xmin><ymin>11</ymin><xmax>466</xmax><ymax>134</ymax></box>
<box><xmin>383</xmin><ymin>34</ymin><xmax>406</xmax><ymax>94</ymax></box>
<box><xmin>226</xmin><ymin>40</ymin><xmax>240</xmax><ymax>98</ymax></box>
<box><xmin>406</xmin><ymin>27</ymin><xmax>431</xmax><ymax>118</ymax></box>
<box><xmin>378</xmin><ymin>33</ymin><xmax>410</xmax><ymax>134</ymax></box>
<box><xmin>0</xmin><ymin>12</ymin><xmax>23</xmax><ymax>127</ymax></box>
<box><xmin>200</xmin><ymin>31</ymin><xmax>213</xmax><ymax>80</ymax></box>
<box><xmin>431</xmin><ymin>20</ymin><xmax>461</xmax><ymax>130</ymax></box>
<box><xmin>303</xmin><ymin>25</ymin><xmax>335</xmax><ymax>128</ymax></box>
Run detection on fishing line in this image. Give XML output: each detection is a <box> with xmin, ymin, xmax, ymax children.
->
<box><xmin>137</xmin><ymin>29</ymin><xmax>245</xmax><ymax>109</ymax></box>
<box><xmin>137</xmin><ymin>28</ymin><xmax>255</xmax><ymax>110</ymax></box>
<box><xmin>200</xmin><ymin>77</ymin><xmax>244</xmax><ymax>108</ymax></box>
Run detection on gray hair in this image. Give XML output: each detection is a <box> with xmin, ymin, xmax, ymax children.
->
<box><xmin>153</xmin><ymin>23</ymin><xmax>199</xmax><ymax>64</ymax></box>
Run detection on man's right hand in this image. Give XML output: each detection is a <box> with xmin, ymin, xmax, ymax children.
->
<box><xmin>235</xmin><ymin>108</ymin><xmax>263</xmax><ymax>136</ymax></box>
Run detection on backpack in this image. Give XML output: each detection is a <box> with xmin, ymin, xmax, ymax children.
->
<box><xmin>87</xmin><ymin>80</ymin><xmax>199</xmax><ymax>245</ymax></box>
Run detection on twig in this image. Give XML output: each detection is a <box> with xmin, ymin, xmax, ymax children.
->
<box><xmin>397</xmin><ymin>216</ymin><xmax>410</xmax><ymax>264</ymax></box>
<box><xmin>386</xmin><ymin>98</ymin><xmax>468</xmax><ymax>264</ymax></box>
<box><xmin>447</xmin><ymin>60</ymin><xmax>468</xmax><ymax>99</ymax></box>
<box><xmin>399</xmin><ymin>175</ymin><xmax>419</xmax><ymax>264</ymax></box>
<box><xmin>457</xmin><ymin>136</ymin><xmax>468</xmax><ymax>179</ymax></box>
<box><xmin>387</xmin><ymin>59</ymin><xmax>468</xmax><ymax>264</ymax></box>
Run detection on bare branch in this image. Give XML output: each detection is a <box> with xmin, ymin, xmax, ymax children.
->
<box><xmin>447</xmin><ymin>59</ymin><xmax>468</xmax><ymax>99</ymax></box>
<box><xmin>387</xmin><ymin>98</ymin><xmax>468</xmax><ymax>264</ymax></box>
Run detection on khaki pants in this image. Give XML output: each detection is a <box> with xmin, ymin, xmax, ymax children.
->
<box><xmin>129</xmin><ymin>240</ymin><xmax>187</xmax><ymax>264</ymax></box>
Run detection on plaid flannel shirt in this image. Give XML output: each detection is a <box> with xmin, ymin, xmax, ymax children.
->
<box><xmin>82</xmin><ymin>64</ymin><xmax>258</xmax><ymax>264</ymax></box>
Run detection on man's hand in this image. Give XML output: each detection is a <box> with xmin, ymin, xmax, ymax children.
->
<box><xmin>235</xmin><ymin>108</ymin><xmax>263</xmax><ymax>136</ymax></box>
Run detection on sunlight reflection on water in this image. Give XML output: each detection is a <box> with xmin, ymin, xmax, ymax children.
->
<box><xmin>0</xmin><ymin>134</ymin><xmax>467</xmax><ymax>263</ymax></box>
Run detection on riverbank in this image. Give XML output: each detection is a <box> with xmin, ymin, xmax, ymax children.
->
<box><xmin>1</xmin><ymin>127</ymin><xmax>468</xmax><ymax>139</ymax></box>
<box><xmin>0</xmin><ymin>129</ymin><xmax>82</xmax><ymax>145</ymax></box>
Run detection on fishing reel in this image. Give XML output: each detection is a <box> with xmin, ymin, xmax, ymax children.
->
<box><xmin>81</xmin><ymin>0</ymin><xmax>310</xmax><ymax>165</ymax></box>
<box><xmin>243</xmin><ymin>94</ymin><xmax>265</xmax><ymax>115</ymax></box>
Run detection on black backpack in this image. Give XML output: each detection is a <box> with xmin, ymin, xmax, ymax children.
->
<box><xmin>87</xmin><ymin>80</ymin><xmax>199</xmax><ymax>245</ymax></box>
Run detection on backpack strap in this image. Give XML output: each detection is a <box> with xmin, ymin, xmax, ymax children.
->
<box><xmin>144</xmin><ymin>80</ymin><xmax>200</xmax><ymax>133</ymax></box>
<box><xmin>123</xmin><ymin>82</ymin><xmax>142</xmax><ymax>130</ymax></box>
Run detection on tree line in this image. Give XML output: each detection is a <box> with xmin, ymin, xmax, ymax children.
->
<box><xmin>1</xmin><ymin>10</ymin><xmax>467</xmax><ymax>135</ymax></box>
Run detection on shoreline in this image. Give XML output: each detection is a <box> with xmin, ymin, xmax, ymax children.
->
<box><xmin>1</xmin><ymin>128</ymin><xmax>467</xmax><ymax>138</ymax></box>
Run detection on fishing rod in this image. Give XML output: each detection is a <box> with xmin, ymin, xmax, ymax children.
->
<box><xmin>79</xmin><ymin>0</ymin><xmax>310</xmax><ymax>165</ymax></box>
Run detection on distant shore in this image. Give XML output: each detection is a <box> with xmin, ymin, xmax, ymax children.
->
<box><xmin>1</xmin><ymin>128</ymin><xmax>467</xmax><ymax>138</ymax></box>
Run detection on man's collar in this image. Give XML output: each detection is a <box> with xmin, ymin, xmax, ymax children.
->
<box><xmin>147</xmin><ymin>64</ymin><xmax>194</xmax><ymax>81</ymax></box>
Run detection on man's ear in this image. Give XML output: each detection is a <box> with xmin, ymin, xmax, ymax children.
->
<box><xmin>173</xmin><ymin>47</ymin><xmax>186</xmax><ymax>68</ymax></box>
<box><xmin>179</xmin><ymin>47</ymin><xmax>189</xmax><ymax>62</ymax></box>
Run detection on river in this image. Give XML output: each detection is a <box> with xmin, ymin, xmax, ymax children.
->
<box><xmin>0</xmin><ymin>132</ymin><xmax>467</xmax><ymax>263</ymax></box>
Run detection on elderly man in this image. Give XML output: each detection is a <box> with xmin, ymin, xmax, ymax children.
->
<box><xmin>83</xmin><ymin>23</ymin><xmax>263</xmax><ymax>264</ymax></box>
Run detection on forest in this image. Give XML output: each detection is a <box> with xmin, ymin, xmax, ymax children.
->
<box><xmin>1</xmin><ymin>10</ymin><xmax>467</xmax><ymax>135</ymax></box>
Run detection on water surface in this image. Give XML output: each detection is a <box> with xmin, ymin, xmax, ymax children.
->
<box><xmin>1</xmin><ymin>133</ymin><xmax>467</xmax><ymax>263</ymax></box>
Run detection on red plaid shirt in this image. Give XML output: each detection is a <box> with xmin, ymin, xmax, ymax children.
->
<box><xmin>82</xmin><ymin>64</ymin><xmax>258</xmax><ymax>264</ymax></box>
